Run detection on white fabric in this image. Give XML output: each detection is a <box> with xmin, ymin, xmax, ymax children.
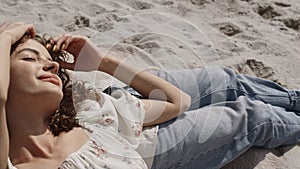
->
<box><xmin>61</xmin><ymin>88</ymin><xmax>158</xmax><ymax>169</ymax></box>
<box><xmin>8</xmin><ymin>158</ymin><xmax>17</xmax><ymax>169</ymax></box>
<box><xmin>8</xmin><ymin>88</ymin><xmax>158</xmax><ymax>169</ymax></box>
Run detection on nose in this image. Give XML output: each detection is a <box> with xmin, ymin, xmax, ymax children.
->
<box><xmin>43</xmin><ymin>61</ymin><xmax>59</xmax><ymax>74</ymax></box>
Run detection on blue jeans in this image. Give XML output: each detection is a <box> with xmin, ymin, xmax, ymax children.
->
<box><xmin>149</xmin><ymin>67</ymin><xmax>300</xmax><ymax>169</ymax></box>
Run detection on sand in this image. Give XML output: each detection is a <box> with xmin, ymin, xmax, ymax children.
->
<box><xmin>1</xmin><ymin>0</ymin><xmax>300</xmax><ymax>168</ymax></box>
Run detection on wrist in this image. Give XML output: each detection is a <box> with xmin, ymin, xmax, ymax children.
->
<box><xmin>98</xmin><ymin>56</ymin><xmax>116</xmax><ymax>73</ymax></box>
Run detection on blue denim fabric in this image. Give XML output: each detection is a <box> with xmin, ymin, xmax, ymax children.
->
<box><xmin>149</xmin><ymin>67</ymin><xmax>300</xmax><ymax>169</ymax></box>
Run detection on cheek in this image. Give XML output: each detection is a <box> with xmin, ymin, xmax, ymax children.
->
<box><xmin>9</xmin><ymin>63</ymin><xmax>37</xmax><ymax>91</ymax></box>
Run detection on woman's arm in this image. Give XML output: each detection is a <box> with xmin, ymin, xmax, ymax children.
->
<box><xmin>0</xmin><ymin>22</ymin><xmax>35</xmax><ymax>169</ymax></box>
<box><xmin>98</xmin><ymin>56</ymin><xmax>191</xmax><ymax>126</ymax></box>
<box><xmin>0</xmin><ymin>32</ymin><xmax>12</xmax><ymax>169</ymax></box>
<box><xmin>55</xmin><ymin>35</ymin><xmax>191</xmax><ymax>126</ymax></box>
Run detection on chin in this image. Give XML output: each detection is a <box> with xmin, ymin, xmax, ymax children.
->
<box><xmin>44</xmin><ymin>94</ymin><xmax>63</xmax><ymax>110</ymax></box>
<box><xmin>39</xmin><ymin>90</ymin><xmax>63</xmax><ymax>105</ymax></box>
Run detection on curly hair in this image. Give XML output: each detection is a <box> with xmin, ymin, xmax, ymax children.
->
<box><xmin>10</xmin><ymin>33</ymin><xmax>80</xmax><ymax>136</ymax></box>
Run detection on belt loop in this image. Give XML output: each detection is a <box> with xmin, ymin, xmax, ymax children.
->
<box><xmin>288</xmin><ymin>90</ymin><xmax>296</xmax><ymax>110</ymax></box>
<box><xmin>288</xmin><ymin>90</ymin><xmax>300</xmax><ymax>111</ymax></box>
<box><xmin>296</xmin><ymin>91</ymin><xmax>300</xmax><ymax>104</ymax></box>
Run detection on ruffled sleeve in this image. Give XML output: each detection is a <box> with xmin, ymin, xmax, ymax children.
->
<box><xmin>63</xmin><ymin>89</ymin><xmax>149</xmax><ymax>169</ymax></box>
<box><xmin>75</xmin><ymin>88</ymin><xmax>146</xmax><ymax>148</ymax></box>
<box><xmin>111</xmin><ymin>89</ymin><xmax>145</xmax><ymax>149</ymax></box>
<box><xmin>75</xmin><ymin>96</ymin><xmax>118</xmax><ymax>129</ymax></box>
<box><xmin>73</xmin><ymin>87</ymin><xmax>157</xmax><ymax>169</ymax></box>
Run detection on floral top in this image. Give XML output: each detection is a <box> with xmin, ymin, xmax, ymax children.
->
<box><xmin>8</xmin><ymin>89</ymin><xmax>158</xmax><ymax>169</ymax></box>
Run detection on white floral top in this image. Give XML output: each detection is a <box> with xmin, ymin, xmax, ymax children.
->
<box><xmin>8</xmin><ymin>89</ymin><xmax>158</xmax><ymax>169</ymax></box>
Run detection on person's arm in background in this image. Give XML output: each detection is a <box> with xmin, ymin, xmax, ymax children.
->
<box><xmin>0</xmin><ymin>22</ymin><xmax>35</xmax><ymax>169</ymax></box>
<box><xmin>55</xmin><ymin>35</ymin><xmax>191</xmax><ymax>127</ymax></box>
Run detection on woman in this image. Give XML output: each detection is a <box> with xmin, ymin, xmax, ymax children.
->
<box><xmin>1</xmin><ymin>22</ymin><xmax>300</xmax><ymax>169</ymax></box>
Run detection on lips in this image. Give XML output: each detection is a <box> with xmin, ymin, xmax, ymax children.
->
<box><xmin>38</xmin><ymin>74</ymin><xmax>61</xmax><ymax>86</ymax></box>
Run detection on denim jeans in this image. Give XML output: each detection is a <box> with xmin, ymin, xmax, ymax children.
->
<box><xmin>148</xmin><ymin>67</ymin><xmax>300</xmax><ymax>169</ymax></box>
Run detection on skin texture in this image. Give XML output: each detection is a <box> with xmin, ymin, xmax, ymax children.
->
<box><xmin>9</xmin><ymin>39</ymin><xmax>63</xmax><ymax>109</ymax></box>
<box><xmin>7</xmin><ymin>39</ymin><xmax>63</xmax><ymax>134</ymax></box>
<box><xmin>7</xmin><ymin>39</ymin><xmax>89</xmax><ymax>169</ymax></box>
<box><xmin>54</xmin><ymin>34</ymin><xmax>191</xmax><ymax>126</ymax></box>
<box><xmin>1</xmin><ymin>22</ymin><xmax>191</xmax><ymax>169</ymax></box>
<box><xmin>0</xmin><ymin>22</ymin><xmax>36</xmax><ymax>169</ymax></box>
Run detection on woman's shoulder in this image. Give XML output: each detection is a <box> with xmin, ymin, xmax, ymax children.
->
<box><xmin>74</xmin><ymin>84</ymin><xmax>145</xmax><ymax>127</ymax></box>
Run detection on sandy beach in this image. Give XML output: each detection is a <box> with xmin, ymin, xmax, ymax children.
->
<box><xmin>1</xmin><ymin>0</ymin><xmax>300</xmax><ymax>168</ymax></box>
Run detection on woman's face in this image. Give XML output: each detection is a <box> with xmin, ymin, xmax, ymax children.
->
<box><xmin>9</xmin><ymin>39</ymin><xmax>63</xmax><ymax>109</ymax></box>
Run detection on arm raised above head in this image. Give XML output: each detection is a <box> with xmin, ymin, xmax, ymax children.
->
<box><xmin>0</xmin><ymin>28</ymin><xmax>13</xmax><ymax>169</ymax></box>
<box><xmin>0</xmin><ymin>22</ymin><xmax>35</xmax><ymax>101</ymax></box>
<box><xmin>0</xmin><ymin>29</ymin><xmax>11</xmax><ymax>169</ymax></box>
<box><xmin>0</xmin><ymin>22</ymin><xmax>36</xmax><ymax>169</ymax></box>
<box><xmin>0</xmin><ymin>31</ymin><xmax>11</xmax><ymax>103</ymax></box>
<box><xmin>55</xmin><ymin>35</ymin><xmax>191</xmax><ymax>126</ymax></box>
<box><xmin>98</xmin><ymin>56</ymin><xmax>191</xmax><ymax>126</ymax></box>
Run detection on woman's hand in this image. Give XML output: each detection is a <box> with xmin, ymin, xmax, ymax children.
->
<box><xmin>0</xmin><ymin>22</ymin><xmax>35</xmax><ymax>101</ymax></box>
<box><xmin>53</xmin><ymin>34</ymin><xmax>103</xmax><ymax>71</ymax></box>
<box><xmin>54</xmin><ymin>34</ymin><xmax>88</xmax><ymax>58</ymax></box>
<box><xmin>0</xmin><ymin>22</ymin><xmax>35</xmax><ymax>44</ymax></box>
<box><xmin>53</xmin><ymin>34</ymin><xmax>191</xmax><ymax>126</ymax></box>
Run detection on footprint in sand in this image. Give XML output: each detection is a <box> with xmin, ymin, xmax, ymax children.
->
<box><xmin>160</xmin><ymin>0</ymin><xmax>174</xmax><ymax>6</ymax></box>
<box><xmin>122</xmin><ymin>33</ymin><xmax>161</xmax><ymax>53</ymax></box>
<box><xmin>245</xmin><ymin>59</ymin><xmax>275</xmax><ymax>79</ymax></box>
<box><xmin>64</xmin><ymin>15</ymin><xmax>90</xmax><ymax>32</ymax></box>
<box><xmin>128</xmin><ymin>1</ymin><xmax>153</xmax><ymax>10</ymax></box>
<box><xmin>255</xmin><ymin>4</ymin><xmax>281</xmax><ymax>20</ymax></box>
<box><xmin>189</xmin><ymin>0</ymin><xmax>209</xmax><ymax>6</ymax></box>
<box><xmin>257</xmin><ymin>2</ymin><xmax>299</xmax><ymax>32</ymax></box>
<box><xmin>245</xmin><ymin>41</ymin><xmax>267</xmax><ymax>50</ymax></box>
<box><xmin>274</xmin><ymin>2</ymin><xmax>291</xmax><ymax>8</ymax></box>
<box><xmin>230</xmin><ymin>59</ymin><xmax>275</xmax><ymax>80</ymax></box>
<box><xmin>213</xmin><ymin>22</ymin><xmax>242</xmax><ymax>36</ymax></box>
<box><xmin>74</xmin><ymin>16</ymin><xmax>90</xmax><ymax>28</ymax></box>
<box><xmin>94</xmin><ymin>20</ymin><xmax>114</xmax><ymax>32</ymax></box>
<box><xmin>254</xmin><ymin>2</ymin><xmax>299</xmax><ymax>32</ymax></box>
<box><xmin>122</xmin><ymin>34</ymin><xmax>145</xmax><ymax>45</ymax></box>
<box><xmin>283</xmin><ymin>18</ymin><xmax>300</xmax><ymax>31</ymax></box>
<box><xmin>94</xmin><ymin>14</ymin><xmax>123</xmax><ymax>32</ymax></box>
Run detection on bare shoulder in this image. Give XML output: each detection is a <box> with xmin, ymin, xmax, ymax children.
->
<box><xmin>60</xmin><ymin>127</ymin><xmax>90</xmax><ymax>152</ymax></box>
<box><xmin>14</xmin><ymin>127</ymin><xmax>89</xmax><ymax>169</ymax></box>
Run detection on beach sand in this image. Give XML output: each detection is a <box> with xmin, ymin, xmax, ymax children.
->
<box><xmin>1</xmin><ymin>0</ymin><xmax>300</xmax><ymax>168</ymax></box>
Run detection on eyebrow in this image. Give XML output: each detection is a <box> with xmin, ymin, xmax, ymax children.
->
<box><xmin>16</xmin><ymin>48</ymin><xmax>53</xmax><ymax>61</ymax></box>
<box><xmin>17</xmin><ymin>48</ymin><xmax>39</xmax><ymax>55</ymax></box>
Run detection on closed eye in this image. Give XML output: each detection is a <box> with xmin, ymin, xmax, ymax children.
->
<box><xmin>22</xmin><ymin>57</ymin><xmax>36</xmax><ymax>61</ymax></box>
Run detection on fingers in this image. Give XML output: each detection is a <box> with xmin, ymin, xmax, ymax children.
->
<box><xmin>0</xmin><ymin>22</ymin><xmax>35</xmax><ymax>34</ymax></box>
<box><xmin>53</xmin><ymin>34</ymin><xmax>76</xmax><ymax>51</ymax></box>
<box><xmin>63</xmin><ymin>35</ymin><xmax>75</xmax><ymax>50</ymax></box>
<box><xmin>0</xmin><ymin>22</ymin><xmax>10</xmax><ymax>31</ymax></box>
<box><xmin>54</xmin><ymin>34</ymin><xmax>76</xmax><ymax>51</ymax></box>
<box><xmin>53</xmin><ymin>34</ymin><xmax>88</xmax><ymax>51</ymax></box>
<box><xmin>0</xmin><ymin>22</ymin><xmax>36</xmax><ymax>44</ymax></box>
<box><xmin>26</xmin><ymin>24</ymin><xmax>36</xmax><ymax>38</ymax></box>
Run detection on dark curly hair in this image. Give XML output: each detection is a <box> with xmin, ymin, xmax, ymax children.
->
<box><xmin>10</xmin><ymin>33</ymin><xmax>80</xmax><ymax>136</ymax></box>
